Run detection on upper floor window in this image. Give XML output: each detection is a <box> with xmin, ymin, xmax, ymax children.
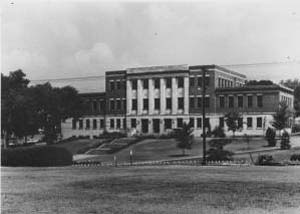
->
<box><xmin>178</xmin><ymin>97</ymin><xmax>184</xmax><ymax>110</ymax></box>
<box><xmin>79</xmin><ymin>119</ymin><xmax>83</xmax><ymax>129</ymax></box>
<box><xmin>92</xmin><ymin>101</ymin><xmax>98</xmax><ymax>112</ymax></box>
<box><xmin>116</xmin><ymin>100</ymin><xmax>121</xmax><ymax>110</ymax></box>
<box><xmin>189</xmin><ymin>97</ymin><xmax>195</xmax><ymax>109</ymax></box>
<box><xmin>143</xmin><ymin>99</ymin><xmax>149</xmax><ymax>110</ymax></box>
<box><xmin>197</xmin><ymin>97</ymin><xmax>202</xmax><ymax>108</ymax></box>
<box><xmin>197</xmin><ymin>77</ymin><xmax>202</xmax><ymax>87</ymax></box>
<box><xmin>110</xmin><ymin>81</ymin><xmax>115</xmax><ymax>91</ymax></box>
<box><xmin>86</xmin><ymin>119</ymin><xmax>90</xmax><ymax>130</ymax></box>
<box><xmin>100</xmin><ymin>100</ymin><xmax>105</xmax><ymax>111</ymax></box>
<box><xmin>248</xmin><ymin>95</ymin><xmax>253</xmax><ymax>108</ymax></box>
<box><xmin>143</xmin><ymin>79</ymin><xmax>148</xmax><ymax>89</ymax></box>
<box><xmin>166</xmin><ymin>98</ymin><xmax>172</xmax><ymax>110</ymax></box>
<box><xmin>190</xmin><ymin>77</ymin><xmax>195</xmax><ymax>87</ymax></box>
<box><xmin>257</xmin><ymin>117</ymin><xmax>262</xmax><ymax>128</ymax></box>
<box><xmin>166</xmin><ymin>78</ymin><xmax>172</xmax><ymax>89</ymax></box>
<box><xmin>205</xmin><ymin>76</ymin><xmax>210</xmax><ymax>86</ymax></box>
<box><xmin>154</xmin><ymin>98</ymin><xmax>160</xmax><ymax>110</ymax></box>
<box><xmin>238</xmin><ymin>96</ymin><xmax>243</xmax><ymax>108</ymax></box>
<box><xmin>132</xmin><ymin>79</ymin><xmax>137</xmax><ymax>90</ymax></box>
<box><xmin>257</xmin><ymin>95</ymin><xmax>263</xmax><ymax>108</ymax></box>
<box><xmin>177</xmin><ymin>77</ymin><xmax>184</xmax><ymax>88</ymax></box>
<box><xmin>219</xmin><ymin>96</ymin><xmax>225</xmax><ymax>108</ymax></box>
<box><xmin>229</xmin><ymin>96</ymin><xmax>234</xmax><ymax>108</ymax></box>
<box><xmin>154</xmin><ymin>79</ymin><xmax>160</xmax><ymax>89</ymax></box>
<box><xmin>116</xmin><ymin>81</ymin><xmax>121</xmax><ymax>90</ymax></box>
<box><xmin>93</xmin><ymin>119</ymin><xmax>97</xmax><ymax>129</ymax></box>
<box><xmin>204</xmin><ymin>97</ymin><xmax>210</xmax><ymax>108</ymax></box>
<box><xmin>100</xmin><ymin>119</ymin><xmax>104</xmax><ymax>129</ymax></box>
<box><xmin>132</xmin><ymin>99</ymin><xmax>137</xmax><ymax>111</ymax></box>
<box><xmin>110</xmin><ymin>100</ymin><xmax>115</xmax><ymax>111</ymax></box>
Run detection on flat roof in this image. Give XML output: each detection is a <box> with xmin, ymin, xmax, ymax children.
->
<box><xmin>215</xmin><ymin>84</ymin><xmax>294</xmax><ymax>94</ymax></box>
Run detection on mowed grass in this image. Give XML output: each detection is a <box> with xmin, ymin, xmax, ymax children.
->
<box><xmin>2</xmin><ymin>166</ymin><xmax>300</xmax><ymax>214</ymax></box>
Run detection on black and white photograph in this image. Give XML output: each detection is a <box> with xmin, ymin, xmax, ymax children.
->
<box><xmin>1</xmin><ymin>0</ymin><xmax>300</xmax><ymax>213</ymax></box>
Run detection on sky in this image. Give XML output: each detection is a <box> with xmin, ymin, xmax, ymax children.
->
<box><xmin>2</xmin><ymin>0</ymin><xmax>300</xmax><ymax>92</ymax></box>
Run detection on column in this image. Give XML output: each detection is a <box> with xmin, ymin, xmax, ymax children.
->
<box><xmin>184</xmin><ymin>76</ymin><xmax>189</xmax><ymax>115</ymax></box>
<box><xmin>159</xmin><ymin>118</ymin><xmax>164</xmax><ymax>134</ymax></box>
<box><xmin>126</xmin><ymin>80</ymin><xmax>132</xmax><ymax>115</ymax></box>
<box><xmin>171</xmin><ymin>77</ymin><xmax>177</xmax><ymax>115</ymax></box>
<box><xmin>149</xmin><ymin>78</ymin><xmax>154</xmax><ymax>115</ymax></box>
<box><xmin>160</xmin><ymin>78</ymin><xmax>166</xmax><ymax>114</ymax></box>
<box><xmin>137</xmin><ymin>79</ymin><xmax>143</xmax><ymax>115</ymax></box>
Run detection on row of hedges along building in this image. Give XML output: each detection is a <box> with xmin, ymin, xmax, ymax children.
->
<box><xmin>61</xmin><ymin>64</ymin><xmax>294</xmax><ymax>139</ymax></box>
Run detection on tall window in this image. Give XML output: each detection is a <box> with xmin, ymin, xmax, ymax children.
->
<box><xmin>177</xmin><ymin>118</ymin><xmax>183</xmax><ymax>128</ymax></box>
<box><xmin>116</xmin><ymin>119</ymin><xmax>121</xmax><ymax>129</ymax></box>
<box><xmin>205</xmin><ymin>97</ymin><xmax>210</xmax><ymax>108</ymax></box>
<box><xmin>248</xmin><ymin>95</ymin><xmax>253</xmax><ymax>108</ymax></box>
<box><xmin>219</xmin><ymin>96</ymin><xmax>225</xmax><ymax>108</ymax></box>
<box><xmin>143</xmin><ymin>99</ymin><xmax>149</xmax><ymax>110</ymax></box>
<box><xmin>166</xmin><ymin>98</ymin><xmax>172</xmax><ymax>110</ymax></box>
<box><xmin>123</xmin><ymin>99</ymin><xmax>126</xmax><ymax>110</ymax></box>
<box><xmin>257</xmin><ymin>95</ymin><xmax>263</xmax><ymax>107</ymax></box>
<box><xmin>190</xmin><ymin>77</ymin><xmax>195</xmax><ymax>87</ymax></box>
<box><xmin>110</xmin><ymin>81</ymin><xmax>115</xmax><ymax>91</ymax></box>
<box><xmin>178</xmin><ymin>97</ymin><xmax>184</xmax><ymax>110</ymax></box>
<box><xmin>204</xmin><ymin>118</ymin><xmax>210</xmax><ymax>128</ymax></box>
<box><xmin>189</xmin><ymin>97</ymin><xmax>195</xmax><ymax>109</ymax></box>
<box><xmin>132</xmin><ymin>79</ymin><xmax>137</xmax><ymax>90</ymax></box>
<box><xmin>123</xmin><ymin>119</ymin><xmax>126</xmax><ymax>129</ymax></box>
<box><xmin>100</xmin><ymin>119</ymin><xmax>104</xmax><ymax>129</ymax></box>
<box><xmin>164</xmin><ymin>119</ymin><xmax>172</xmax><ymax>129</ymax></box>
<box><xmin>257</xmin><ymin>117</ymin><xmax>262</xmax><ymax>128</ymax></box>
<box><xmin>238</xmin><ymin>96</ymin><xmax>243</xmax><ymax>108</ymax></box>
<box><xmin>189</xmin><ymin>117</ymin><xmax>194</xmax><ymax>127</ymax></box>
<box><xmin>93</xmin><ymin>101</ymin><xmax>98</xmax><ymax>112</ymax></box>
<box><xmin>219</xmin><ymin>117</ymin><xmax>224</xmax><ymax>128</ymax></box>
<box><xmin>197</xmin><ymin>77</ymin><xmax>202</xmax><ymax>87</ymax></box>
<box><xmin>79</xmin><ymin>119</ymin><xmax>83</xmax><ymax>129</ymax></box>
<box><xmin>154</xmin><ymin>98</ymin><xmax>160</xmax><ymax>110</ymax></box>
<box><xmin>154</xmin><ymin>79</ymin><xmax>160</xmax><ymax>89</ymax></box>
<box><xmin>100</xmin><ymin>100</ymin><xmax>105</xmax><ymax>111</ymax></box>
<box><xmin>177</xmin><ymin>77</ymin><xmax>184</xmax><ymax>88</ymax></box>
<box><xmin>86</xmin><ymin>119</ymin><xmax>90</xmax><ymax>130</ymax></box>
<box><xmin>110</xmin><ymin>100</ymin><xmax>115</xmax><ymax>110</ymax></box>
<box><xmin>247</xmin><ymin>117</ymin><xmax>253</xmax><ymax>128</ymax></box>
<box><xmin>130</xmin><ymin>119</ymin><xmax>136</xmax><ymax>128</ymax></box>
<box><xmin>229</xmin><ymin>96</ymin><xmax>234</xmax><ymax>108</ymax></box>
<box><xmin>116</xmin><ymin>81</ymin><xmax>121</xmax><ymax>90</ymax></box>
<box><xmin>166</xmin><ymin>78</ymin><xmax>172</xmax><ymax>88</ymax></box>
<box><xmin>143</xmin><ymin>79</ymin><xmax>148</xmax><ymax>89</ymax></box>
<box><xmin>93</xmin><ymin>119</ymin><xmax>97</xmax><ymax>129</ymax></box>
<box><xmin>116</xmin><ymin>100</ymin><xmax>121</xmax><ymax>110</ymax></box>
<box><xmin>218</xmin><ymin>78</ymin><xmax>221</xmax><ymax>87</ymax></box>
<box><xmin>132</xmin><ymin>99</ymin><xmax>137</xmax><ymax>110</ymax></box>
<box><xmin>72</xmin><ymin>119</ymin><xmax>77</xmax><ymax>129</ymax></box>
<box><xmin>197</xmin><ymin>97</ymin><xmax>202</xmax><ymax>108</ymax></box>
<box><xmin>205</xmin><ymin>76</ymin><xmax>210</xmax><ymax>86</ymax></box>
<box><xmin>110</xmin><ymin>119</ymin><xmax>115</xmax><ymax>129</ymax></box>
<box><xmin>197</xmin><ymin>118</ymin><xmax>202</xmax><ymax>128</ymax></box>
<box><xmin>238</xmin><ymin>118</ymin><xmax>243</xmax><ymax>128</ymax></box>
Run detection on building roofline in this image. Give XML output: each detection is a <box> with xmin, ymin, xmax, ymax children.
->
<box><xmin>215</xmin><ymin>84</ymin><xmax>294</xmax><ymax>94</ymax></box>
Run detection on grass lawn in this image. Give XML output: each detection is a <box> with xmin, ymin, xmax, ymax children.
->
<box><xmin>52</xmin><ymin>139</ymin><xmax>103</xmax><ymax>155</ymax></box>
<box><xmin>2</xmin><ymin>166</ymin><xmax>300</xmax><ymax>214</ymax></box>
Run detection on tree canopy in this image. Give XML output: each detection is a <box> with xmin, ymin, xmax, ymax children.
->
<box><xmin>245</xmin><ymin>80</ymin><xmax>274</xmax><ymax>86</ymax></box>
<box><xmin>280</xmin><ymin>79</ymin><xmax>300</xmax><ymax>117</ymax></box>
<box><xmin>224</xmin><ymin>111</ymin><xmax>242</xmax><ymax>136</ymax></box>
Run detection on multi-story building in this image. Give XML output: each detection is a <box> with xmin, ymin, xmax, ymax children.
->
<box><xmin>61</xmin><ymin>64</ymin><xmax>294</xmax><ymax>139</ymax></box>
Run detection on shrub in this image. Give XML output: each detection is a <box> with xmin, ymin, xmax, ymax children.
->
<box><xmin>207</xmin><ymin>139</ymin><xmax>233</xmax><ymax>161</ymax></box>
<box><xmin>256</xmin><ymin>155</ymin><xmax>278</xmax><ymax>166</ymax></box>
<box><xmin>99</xmin><ymin>131</ymin><xmax>127</xmax><ymax>139</ymax></box>
<box><xmin>211</xmin><ymin>126</ymin><xmax>226</xmax><ymax>138</ymax></box>
<box><xmin>290</xmin><ymin>154</ymin><xmax>300</xmax><ymax>161</ymax></box>
<box><xmin>265</xmin><ymin>127</ymin><xmax>276</xmax><ymax>147</ymax></box>
<box><xmin>1</xmin><ymin>146</ymin><xmax>73</xmax><ymax>167</ymax></box>
<box><xmin>280</xmin><ymin>131</ymin><xmax>291</xmax><ymax>150</ymax></box>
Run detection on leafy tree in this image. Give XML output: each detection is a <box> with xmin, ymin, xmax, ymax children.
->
<box><xmin>280</xmin><ymin>79</ymin><xmax>300</xmax><ymax>116</ymax></box>
<box><xmin>245</xmin><ymin>80</ymin><xmax>274</xmax><ymax>86</ymax></box>
<box><xmin>224</xmin><ymin>111</ymin><xmax>242</xmax><ymax>137</ymax></box>
<box><xmin>211</xmin><ymin>126</ymin><xmax>226</xmax><ymax>138</ymax></box>
<box><xmin>175</xmin><ymin>122</ymin><xmax>194</xmax><ymax>155</ymax></box>
<box><xmin>272</xmin><ymin>101</ymin><xmax>292</xmax><ymax>131</ymax></box>
<box><xmin>280</xmin><ymin>131</ymin><xmax>291</xmax><ymax>150</ymax></box>
<box><xmin>265</xmin><ymin>127</ymin><xmax>276</xmax><ymax>147</ymax></box>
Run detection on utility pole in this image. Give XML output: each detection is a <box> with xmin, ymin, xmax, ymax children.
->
<box><xmin>202</xmin><ymin>68</ymin><xmax>207</xmax><ymax>165</ymax></box>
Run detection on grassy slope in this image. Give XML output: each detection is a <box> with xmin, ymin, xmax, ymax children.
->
<box><xmin>52</xmin><ymin>139</ymin><xmax>102</xmax><ymax>155</ymax></box>
<box><xmin>2</xmin><ymin>166</ymin><xmax>300</xmax><ymax>214</ymax></box>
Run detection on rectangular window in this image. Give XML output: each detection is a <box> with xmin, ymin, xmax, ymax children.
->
<box><xmin>177</xmin><ymin>77</ymin><xmax>184</xmax><ymax>88</ymax></box>
<box><xmin>257</xmin><ymin>95</ymin><xmax>263</xmax><ymax>108</ymax></box>
<box><xmin>166</xmin><ymin>98</ymin><xmax>172</xmax><ymax>110</ymax></box>
<box><xmin>218</xmin><ymin>78</ymin><xmax>221</xmax><ymax>87</ymax></box>
<box><xmin>116</xmin><ymin>100</ymin><xmax>121</xmax><ymax>110</ymax></box>
<box><xmin>72</xmin><ymin>119</ymin><xmax>77</xmax><ymax>129</ymax></box>
<box><xmin>164</xmin><ymin>119</ymin><xmax>172</xmax><ymax>129</ymax></box>
<box><xmin>220</xmin><ymin>96</ymin><xmax>225</xmax><ymax>108</ymax></box>
<box><xmin>248</xmin><ymin>95</ymin><xmax>253</xmax><ymax>108</ymax></box>
<box><xmin>132</xmin><ymin>99</ymin><xmax>137</xmax><ymax>110</ymax></box>
<box><xmin>166</xmin><ymin>78</ymin><xmax>172</xmax><ymax>88</ymax></box>
<box><xmin>100</xmin><ymin>119</ymin><xmax>104</xmax><ymax>129</ymax></box>
<box><xmin>79</xmin><ymin>119</ymin><xmax>83</xmax><ymax>129</ymax></box>
<box><xmin>178</xmin><ymin>97</ymin><xmax>184</xmax><ymax>110</ymax></box>
<box><xmin>190</xmin><ymin>77</ymin><xmax>195</xmax><ymax>87</ymax></box>
<box><xmin>238</xmin><ymin>118</ymin><xmax>243</xmax><ymax>128</ymax></box>
<box><xmin>93</xmin><ymin>119</ymin><xmax>97</xmax><ymax>129</ymax></box>
<box><xmin>247</xmin><ymin>117</ymin><xmax>253</xmax><ymax>128</ymax></box>
<box><xmin>116</xmin><ymin>119</ymin><xmax>121</xmax><ymax>129</ymax></box>
<box><xmin>86</xmin><ymin>119</ymin><xmax>90</xmax><ymax>130</ymax></box>
<box><xmin>123</xmin><ymin>118</ymin><xmax>126</xmax><ymax>129</ymax></box>
<box><xmin>197</xmin><ymin>77</ymin><xmax>202</xmax><ymax>87</ymax></box>
<box><xmin>110</xmin><ymin>81</ymin><xmax>115</xmax><ymax>91</ymax></box>
<box><xmin>197</xmin><ymin>118</ymin><xmax>202</xmax><ymax>128</ymax></box>
<box><xmin>205</xmin><ymin>97</ymin><xmax>210</xmax><ymax>108</ymax></box>
<box><xmin>110</xmin><ymin>100</ymin><xmax>115</xmax><ymax>110</ymax></box>
<box><xmin>238</xmin><ymin>96</ymin><xmax>243</xmax><ymax>108</ymax></box>
<box><xmin>205</xmin><ymin>76</ymin><xmax>210</xmax><ymax>86</ymax></box>
<box><xmin>204</xmin><ymin>118</ymin><xmax>210</xmax><ymax>128</ymax></box>
<box><xmin>177</xmin><ymin>118</ymin><xmax>183</xmax><ymax>128</ymax></box>
<box><xmin>116</xmin><ymin>81</ymin><xmax>121</xmax><ymax>90</ymax></box>
<box><xmin>197</xmin><ymin>97</ymin><xmax>202</xmax><ymax>108</ymax></box>
<box><xmin>154</xmin><ymin>98</ymin><xmax>160</xmax><ymax>110</ymax></box>
<box><xmin>100</xmin><ymin>100</ymin><xmax>105</xmax><ymax>111</ymax></box>
<box><xmin>154</xmin><ymin>79</ymin><xmax>160</xmax><ymax>89</ymax></box>
<box><xmin>93</xmin><ymin>101</ymin><xmax>98</xmax><ymax>112</ymax></box>
<box><xmin>110</xmin><ymin>119</ymin><xmax>115</xmax><ymax>129</ymax></box>
<box><xmin>219</xmin><ymin>117</ymin><xmax>224</xmax><ymax>128</ymax></box>
<box><xmin>123</xmin><ymin>99</ymin><xmax>126</xmax><ymax>110</ymax></box>
<box><xmin>143</xmin><ymin>79</ymin><xmax>148</xmax><ymax>89</ymax></box>
<box><xmin>131</xmin><ymin>119</ymin><xmax>136</xmax><ymax>128</ymax></box>
<box><xmin>257</xmin><ymin>117</ymin><xmax>262</xmax><ymax>128</ymax></box>
<box><xmin>189</xmin><ymin>97</ymin><xmax>195</xmax><ymax>109</ymax></box>
<box><xmin>132</xmin><ymin>79</ymin><xmax>137</xmax><ymax>90</ymax></box>
<box><xmin>229</xmin><ymin>96</ymin><xmax>234</xmax><ymax>108</ymax></box>
<box><xmin>143</xmin><ymin>99</ymin><xmax>149</xmax><ymax>110</ymax></box>
<box><xmin>189</xmin><ymin>117</ymin><xmax>194</xmax><ymax>127</ymax></box>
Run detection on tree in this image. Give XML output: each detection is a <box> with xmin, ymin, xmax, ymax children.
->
<box><xmin>265</xmin><ymin>127</ymin><xmax>276</xmax><ymax>147</ymax></box>
<box><xmin>224</xmin><ymin>111</ymin><xmax>242</xmax><ymax>137</ymax></box>
<box><xmin>272</xmin><ymin>101</ymin><xmax>292</xmax><ymax>131</ymax></box>
<box><xmin>245</xmin><ymin>80</ymin><xmax>274</xmax><ymax>86</ymax></box>
<box><xmin>207</xmin><ymin>138</ymin><xmax>233</xmax><ymax>161</ymax></box>
<box><xmin>175</xmin><ymin>122</ymin><xmax>194</xmax><ymax>155</ymax></box>
<box><xmin>280</xmin><ymin>130</ymin><xmax>291</xmax><ymax>150</ymax></box>
<box><xmin>280</xmin><ymin>79</ymin><xmax>300</xmax><ymax>117</ymax></box>
<box><xmin>211</xmin><ymin>126</ymin><xmax>226</xmax><ymax>138</ymax></box>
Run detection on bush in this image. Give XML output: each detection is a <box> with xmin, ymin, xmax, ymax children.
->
<box><xmin>290</xmin><ymin>154</ymin><xmax>300</xmax><ymax>161</ymax></box>
<box><xmin>292</xmin><ymin>124</ymin><xmax>300</xmax><ymax>133</ymax></box>
<box><xmin>211</xmin><ymin>126</ymin><xmax>226</xmax><ymax>138</ymax></box>
<box><xmin>207</xmin><ymin>139</ymin><xmax>233</xmax><ymax>161</ymax></box>
<box><xmin>280</xmin><ymin>131</ymin><xmax>291</xmax><ymax>150</ymax></box>
<box><xmin>1</xmin><ymin>146</ymin><xmax>73</xmax><ymax>167</ymax></box>
<box><xmin>256</xmin><ymin>155</ymin><xmax>279</xmax><ymax>166</ymax></box>
<box><xmin>265</xmin><ymin>127</ymin><xmax>276</xmax><ymax>147</ymax></box>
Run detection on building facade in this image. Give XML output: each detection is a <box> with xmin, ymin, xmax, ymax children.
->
<box><xmin>61</xmin><ymin>64</ymin><xmax>294</xmax><ymax>139</ymax></box>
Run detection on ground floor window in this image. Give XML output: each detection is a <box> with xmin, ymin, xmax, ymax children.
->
<box><xmin>86</xmin><ymin>119</ymin><xmax>90</xmax><ymax>130</ymax></box>
<box><xmin>189</xmin><ymin>117</ymin><xmax>194</xmax><ymax>127</ymax></box>
<box><xmin>100</xmin><ymin>119</ymin><xmax>104</xmax><ymax>129</ymax></box>
<box><xmin>116</xmin><ymin>119</ymin><xmax>121</xmax><ymax>129</ymax></box>
<box><xmin>164</xmin><ymin>119</ymin><xmax>172</xmax><ymax>129</ymax></box>
<box><xmin>219</xmin><ymin>117</ymin><xmax>224</xmax><ymax>128</ymax></box>
<box><xmin>177</xmin><ymin>118</ymin><xmax>183</xmax><ymax>128</ymax></box>
<box><xmin>131</xmin><ymin>118</ymin><xmax>136</xmax><ymax>128</ymax></box>
<box><xmin>110</xmin><ymin>119</ymin><xmax>115</xmax><ymax>129</ymax></box>
<box><xmin>79</xmin><ymin>119</ymin><xmax>83</xmax><ymax>129</ymax></box>
<box><xmin>72</xmin><ymin>119</ymin><xmax>77</xmax><ymax>129</ymax></box>
<box><xmin>238</xmin><ymin>118</ymin><xmax>243</xmax><ymax>128</ymax></box>
<box><xmin>197</xmin><ymin>118</ymin><xmax>202</xmax><ymax>128</ymax></box>
<box><xmin>257</xmin><ymin>117</ymin><xmax>262</xmax><ymax>128</ymax></box>
<box><xmin>247</xmin><ymin>117</ymin><xmax>253</xmax><ymax>128</ymax></box>
<box><xmin>93</xmin><ymin>119</ymin><xmax>97</xmax><ymax>129</ymax></box>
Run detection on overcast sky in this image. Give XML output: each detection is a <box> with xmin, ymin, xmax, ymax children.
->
<box><xmin>2</xmin><ymin>0</ymin><xmax>300</xmax><ymax>91</ymax></box>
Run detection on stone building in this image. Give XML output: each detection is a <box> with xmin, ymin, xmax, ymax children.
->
<box><xmin>61</xmin><ymin>64</ymin><xmax>294</xmax><ymax>139</ymax></box>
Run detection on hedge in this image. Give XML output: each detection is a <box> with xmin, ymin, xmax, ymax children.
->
<box><xmin>1</xmin><ymin>146</ymin><xmax>73</xmax><ymax>167</ymax></box>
